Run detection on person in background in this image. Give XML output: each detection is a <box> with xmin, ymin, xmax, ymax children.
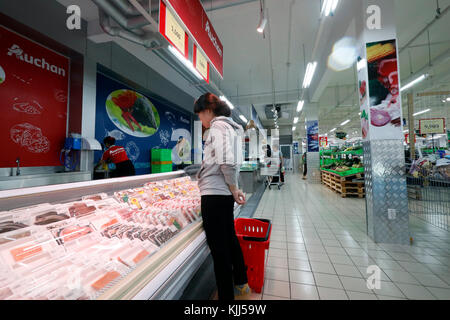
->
<box><xmin>194</xmin><ymin>92</ymin><xmax>250</xmax><ymax>301</ymax></box>
<box><xmin>302</xmin><ymin>152</ymin><xmax>307</xmax><ymax>180</ymax></box>
<box><xmin>96</xmin><ymin>136</ymin><xmax>135</xmax><ymax>177</ymax></box>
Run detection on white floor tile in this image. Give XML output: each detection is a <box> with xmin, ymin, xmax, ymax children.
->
<box><xmin>317</xmin><ymin>287</ymin><xmax>348</xmax><ymax>300</ymax></box>
<box><xmin>333</xmin><ymin>264</ymin><xmax>363</xmax><ymax>278</ymax></box>
<box><xmin>396</xmin><ymin>283</ymin><xmax>436</xmax><ymax>300</ymax></box>
<box><xmin>371</xmin><ymin>281</ymin><xmax>406</xmax><ymax>298</ymax></box>
<box><xmin>339</xmin><ymin>276</ymin><xmax>374</xmax><ymax>294</ymax></box>
<box><xmin>346</xmin><ymin>291</ymin><xmax>378</xmax><ymax>300</ymax></box>
<box><xmin>289</xmin><ymin>270</ymin><xmax>316</xmax><ymax>285</ymax></box>
<box><xmin>263</xmin><ymin>279</ymin><xmax>290</xmax><ymax>299</ymax></box>
<box><xmin>426</xmin><ymin>286</ymin><xmax>450</xmax><ymax>300</ymax></box>
<box><xmin>288</xmin><ymin>258</ymin><xmax>312</xmax><ymax>272</ymax></box>
<box><xmin>290</xmin><ymin>283</ymin><xmax>319</xmax><ymax>300</ymax></box>
<box><xmin>265</xmin><ymin>266</ymin><xmax>289</xmax><ymax>282</ymax></box>
<box><xmin>410</xmin><ymin>272</ymin><xmax>450</xmax><ymax>288</ymax></box>
<box><xmin>313</xmin><ymin>273</ymin><xmax>343</xmax><ymax>289</ymax></box>
<box><xmin>310</xmin><ymin>261</ymin><xmax>336</xmax><ymax>274</ymax></box>
<box><xmin>267</xmin><ymin>256</ymin><xmax>288</xmax><ymax>269</ymax></box>
<box><xmin>328</xmin><ymin>254</ymin><xmax>354</xmax><ymax>265</ymax></box>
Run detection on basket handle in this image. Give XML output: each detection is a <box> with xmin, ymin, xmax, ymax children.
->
<box><xmin>242</xmin><ymin>218</ymin><xmax>272</xmax><ymax>242</ymax></box>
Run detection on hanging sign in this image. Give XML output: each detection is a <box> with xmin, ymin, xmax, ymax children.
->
<box><xmin>162</xmin><ymin>0</ymin><xmax>224</xmax><ymax>77</ymax></box>
<box><xmin>319</xmin><ymin>136</ymin><xmax>328</xmax><ymax>148</ymax></box>
<box><xmin>159</xmin><ymin>0</ymin><xmax>188</xmax><ymax>57</ymax></box>
<box><xmin>193</xmin><ymin>44</ymin><xmax>209</xmax><ymax>83</ymax></box>
<box><xmin>419</xmin><ymin>118</ymin><xmax>445</xmax><ymax>135</ymax></box>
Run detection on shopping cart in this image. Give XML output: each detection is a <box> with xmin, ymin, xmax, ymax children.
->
<box><xmin>234</xmin><ymin>218</ymin><xmax>272</xmax><ymax>293</ymax></box>
<box><xmin>260</xmin><ymin>157</ymin><xmax>282</xmax><ymax>190</ymax></box>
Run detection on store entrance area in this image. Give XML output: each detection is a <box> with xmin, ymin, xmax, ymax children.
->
<box><xmin>243</xmin><ymin>173</ymin><xmax>450</xmax><ymax>300</ymax></box>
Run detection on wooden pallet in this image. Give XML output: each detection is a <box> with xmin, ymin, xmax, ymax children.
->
<box><xmin>321</xmin><ymin>170</ymin><xmax>365</xmax><ymax>198</ymax></box>
<box><xmin>321</xmin><ymin>170</ymin><xmax>364</xmax><ymax>182</ymax></box>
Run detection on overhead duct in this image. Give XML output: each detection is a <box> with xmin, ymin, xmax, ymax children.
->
<box><xmin>92</xmin><ymin>0</ymin><xmax>151</xmax><ymax>34</ymax></box>
<box><xmin>98</xmin><ymin>9</ymin><xmax>159</xmax><ymax>49</ymax></box>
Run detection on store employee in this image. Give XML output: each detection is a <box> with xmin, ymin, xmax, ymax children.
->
<box><xmin>96</xmin><ymin>136</ymin><xmax>135</xmax><ymax>177</ymax></box>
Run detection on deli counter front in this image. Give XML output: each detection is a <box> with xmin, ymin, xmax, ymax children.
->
<box><xmin>0</xmin><ymin>171</ymin><xmax>214</xmax><ymax>300</ymax></box>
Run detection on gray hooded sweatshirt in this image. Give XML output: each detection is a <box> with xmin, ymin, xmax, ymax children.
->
<box><xmin>196</xmin><ymin>116</ymin><xmax>244</xmax><ymax>196</ymax></box>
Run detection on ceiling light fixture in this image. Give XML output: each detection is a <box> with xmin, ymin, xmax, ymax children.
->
<box><xmin>340</xmin><ymin>119</ymin><xmax>351</xmax><ymax>126</ymax></box>
<box><xmin>257</xmin><ymin>0</ymin><xmax>267</xmax><ymax>33</ymax></box>
<box><xmin>239</xmin><ymin>115</ymin><xmax>248</xmax><ymax>123</ymax></box>
<box><xmin>219</xmin><ymin>95</ymin><xmax>235</xmax><ymax>109</ymax></box>
<box><xmin>413</xmin><ymin>108</ymin><xmax>431</xmax><ymax>117</ymax></box>
<box><xmin>297</xmin><ymin>100</ymin><xmax>304</xmax><ymax>112</ymax></box>
<box><xmin>294</xmin><ymin>117</ymin><xmax>299</xmax><ymax>124</ymax></box>
<box><xmin>400</xmin><ymin>74</ymin><xmax>428</xmax><ymax>92</ymax></box>
<box><xmin>168</xmin><ymin>45</ymin><xmax>202</xmax><ymax>80</ymax></box>
<box><xmin>321</xmin><ymin>0</ymin><xmax>339</xmax><ymax>17</ymax></box>
<box><xmin>292</xmin><ymin>126</ymin><xmax>296</xmax><ymax>131</ymax></box>
<box><xmin>330</xmin><ymin>128</ymin><xmax>337</xmax><ymax>132</ymax></box>
<box><xmin>303</xmin><ymin>62</ymin><xmax>317</xmax><ymax>88</ymax></box>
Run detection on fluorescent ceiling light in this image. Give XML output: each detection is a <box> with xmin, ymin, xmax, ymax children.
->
<box><xmin>294</xmin><ymin>117</ymin><xmax>299</xmax><ymax>124</ymax></box>
<box><xmin>168</xmin><ymin>45</ymin><xmax>202</xmax><ymax>80</ymax></box>
<box><xmin>219</xmin><ymin>95</ymin><xmax>234</xmax><ymax>109</ymax></box>
<box><xmin>358</xmin><ymin>112</ymin><xmax>362</xmax><ymax>116</ymax></box>
<box><xmin>292</xmin><ymin>126</ymin><xmax>296</xmax><ymax>131</ymax></box>
<box><xmin>322</xmin><ymin>0</ymin><xmax>339</xmax><ymax>17</ymax></box>
<box><xmin>302</xmin><ymin>62</ymin><xmax>317</xmax><ymax>88</ymax></box>
<box><xmin>400</xmin><ymin>74</ymin><xmax>428</xmax><ymax>92</ymax></box>
<box><xmin>357</xmin><ymin>58</ymin><xmax>367</xmax><ymax>71</ymax></box>
<box><xmin>257</xmin><ymin>17</ymin><xmax>267</xmax><ymax>33</ymax></box>
<box><xmin>239</xmin><ymin>115</ymin><xmax>248</xmax><ymax>123</ymax></box>
<box><xmin>330</xmin><ymin>128</ymin><xmax>337</xmax><ymax>132</ymax></box>
<box><xmin>340</xmin><ymin>119</ymin><xmax>351</xmax><ymax>126</ymax></box>
<box><xmin>297</xmin><ymin>100</ymin><xmax>304</xmax><ymax>112</ymax></box>
<box><xmin>413</xmin><ymin>108</ymin><xmax>431</xmax><ymax>117</ymax></box>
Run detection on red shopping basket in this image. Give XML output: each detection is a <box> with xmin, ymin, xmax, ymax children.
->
<box><xmin>234</xmin><ymin>218</ymin><xmax>272</xmax><ymax>293</ymax></box>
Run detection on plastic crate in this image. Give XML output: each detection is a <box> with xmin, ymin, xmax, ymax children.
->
<box><xmin>234</xmin><ymin>218</ymin><xmax>272</xmax><ymax>293</ymax></box>
<box><xmin>151</xmin><ymin>148</ymin><xmax>172</xmax><ymax>161</ymax></box>
<box><xmin>151</xmin><ymin>164</ymin><xmax>172</xmax><ymax>173</ymax></box>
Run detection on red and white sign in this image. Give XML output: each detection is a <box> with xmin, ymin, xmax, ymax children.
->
<box><xmin>319</xmin><ymin>136</ymin><xmax>328</xmax><ymax>148</ymax></box>
<box><xmin>161</xmin><ymin>0</ymin><xmax>224</xmax><ymax>78</ymax></box>
<box><xmin>405</xmin><ymin>133</ymin><xmax>416</xmax><ymax>144</ymax></box>
<box><xmin>0</xmin><ymin>25</ymin><xmax>70</xmax><ymax>167</ymax></box>
<box><xmin>419</xmin><ymin>118</ymin><xmax>445</xmax><ymax>135</ymax></box>
<box><xmin>193</xmin><ymin>44</ymin><xmax>209</xmax><ymax>83</ymax></box>
<box><xmin>159</xmin><ymin>0</ymin><xmax>189</xmax><ymax>58</ymax></box>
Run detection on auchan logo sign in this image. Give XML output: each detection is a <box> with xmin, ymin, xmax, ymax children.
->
<box><xmin>7</xmin><ymin>44</ymin><xmax>67</xmax><ymax>77</ymax></box>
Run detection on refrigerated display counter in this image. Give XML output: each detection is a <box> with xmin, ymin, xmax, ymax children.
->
<box><xmin>0</xmin><ymin>171</ymin><xmax>213</xmax><ymax>300</ymax></box>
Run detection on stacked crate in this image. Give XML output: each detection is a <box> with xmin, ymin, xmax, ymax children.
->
<box><xmin>151</xmin><ymin>149</ymin><xmax>173</xmax><ymax>173</ymax></box>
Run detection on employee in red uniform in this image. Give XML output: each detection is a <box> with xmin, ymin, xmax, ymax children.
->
<box><xmin>96</xmin><ymin>136</ymin><xmax>135</xmax><ymax>177</ymax></box>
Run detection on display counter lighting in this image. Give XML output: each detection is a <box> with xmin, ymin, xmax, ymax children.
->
<box><xmin>413</xmin><ymin>108</ymin><xmax>431</xmax><ymax>117</ymax></box>
<box><xmin>168</xmin><ymin>45</ymin><xmax>202</xmax><ymax>80</ymax></box>
<box><xmin>219</xmin><ymin>95</ymin><xmax>235</xmax><ymax>109</ymax></box>
<box><xmin>400</xmin><ymin>74</ymin><xmax>428</xmax><ymax>92</ymax></box>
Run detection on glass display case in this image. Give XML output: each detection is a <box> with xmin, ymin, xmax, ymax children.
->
<box><xmin>0</xmin><ymin>171</ymin><xmax>209</xmax><ymax>300</ymax></box>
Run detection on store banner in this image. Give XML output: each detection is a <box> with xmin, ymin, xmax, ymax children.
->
<box><xmin>95</xmin><ymin>73</ymin><xmax>192</xmax><ymax>175</ymax></box>
<box><xmin>0</xmin><ymin>25</ymin><xmax>70</xmax><ymax>167</ymax></box>
<box><xmin>365</xmin><ymin>39</ymin><xmax>403</xmax><ymax>140</ymax></box>
<box><xmin>193</xmin><ymin>44</ymin><xmax>209</xmax><ymax>83</ymax></box>
<box><xmin>419</xmin><ymin>118</ymin><xmax>445</xmax><ymax>135</ymax></box>
<box><xmin>306</xmin><ymin>120</ymin><xmax>319</xmax><ymax>152</ymax></box>
<box><xmin>161</xmin><ymin>0</ymin><xmax>224</xmax><ymax>77</ymax></box>
<box><xmin>356</xmin><ymin>53</ymin><xmax>370</xmax><ymax>140</ymax></box>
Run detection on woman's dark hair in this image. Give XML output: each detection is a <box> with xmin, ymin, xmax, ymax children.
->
<box><xmin>265</xmin><ymin>144</ymin><xmax>272</xmax><ymax>157</ymax></box>
<box><xmin>103</xmin><ymin>136</ymin><xmax>116</xmax><ymax>146</ymax></box>
<box><xmin>194</xmin><ymin>92</ymin><xmax>231</xmax><ymax>117</ymax></box>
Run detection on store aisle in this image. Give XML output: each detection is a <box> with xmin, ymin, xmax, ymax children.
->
<box><xmin>245</xmin><ymin>173</ymin><xmax>450</xmax><ymax>300</ymax></box>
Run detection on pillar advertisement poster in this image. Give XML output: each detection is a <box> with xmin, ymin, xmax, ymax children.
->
<box><xmin>306</xmin><ymin>120</ymin><xmax>319</xmax><ymax>152</ymax></box>
<box><xmin>95</xmin><ymin>73</ymin><xmax>192</xmax><ymax>175</ymax></box>
<box><xmin>365</xmin><ymin>39</ymin><xmax>403</xmax><ymax>140</ymax></box>
<box><xmin>0</xmin><ymin>25</ymin><xmax>70</xmax><ymax>167</ymax></box>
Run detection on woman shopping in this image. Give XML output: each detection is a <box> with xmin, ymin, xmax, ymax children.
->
<box><xmin>194</xmin><ymin>92</ymin><xmax>250</xmax><ymax>300</ymax></box>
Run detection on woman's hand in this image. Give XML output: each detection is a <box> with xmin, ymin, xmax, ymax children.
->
<box><xmin>230</xmin><ymin>185</ymin><xmax>246</xmax><ymax>205</ymax></box>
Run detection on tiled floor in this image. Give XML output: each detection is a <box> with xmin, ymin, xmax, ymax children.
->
<box><xmin>244</xmin><ymin>173</ymin><xmax>450</xmax><ymax>300</ymax></box>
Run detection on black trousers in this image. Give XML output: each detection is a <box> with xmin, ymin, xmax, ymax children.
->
<box><xmin>201</xmin><ymin>195</ymin><xmax>248</xmax><ymax>301</ymax></box>
<box><xmin>113</xmin><ymin>160</ymin><xmax>135</xmax><ymax>177</ymax></box>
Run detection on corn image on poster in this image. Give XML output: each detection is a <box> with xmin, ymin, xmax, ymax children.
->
<box><xmin>365</xmin><ymin>39</ymin><xmax>404</xmax><ymax>140</ymax></box>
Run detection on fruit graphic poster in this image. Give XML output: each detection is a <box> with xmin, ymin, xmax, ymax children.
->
<box><xmin>95</xmin><ymin>73</ymin><xmax>193</xmax><ymax>175</ymax></box>
<box><xmin>0</xmin><ymin>25</ymin><xmax>70</xmax><ymax>167</ymax></box>
<box><xmin>365</xmin><ymin>39</ymin><xmax>403</xmax><ymax>140</ymax></box>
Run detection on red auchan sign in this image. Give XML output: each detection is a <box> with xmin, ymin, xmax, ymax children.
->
<box><xmin>161</xmin><ymin>0</ymin><xmax>224</xmax><ymax>78</ymax></box>
<box><xmin>0</xmin><ymin>25</ymin><xmax>70</xmax><ymax>167</ymax></box>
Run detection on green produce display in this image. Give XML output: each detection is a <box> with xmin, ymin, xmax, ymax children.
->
<box><xmin>320</xmin><ymin>145</ymin><xmax>364</xmax><ymax>176</ymax></box>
